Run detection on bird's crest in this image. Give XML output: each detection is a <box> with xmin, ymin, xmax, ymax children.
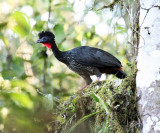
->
<box><xmin>38</xmin><ymin>31</ymin><xmax>55</xmax><ymax>39</ymax></box>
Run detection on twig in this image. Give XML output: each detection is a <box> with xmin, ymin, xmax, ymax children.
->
<box><xmin>129</xmin><ymin>25</ymin><xmax>145</xmax><ymax>49</ymax></box>
<box><xmin>43</xmin><ymin>54</ymin><xmax>47</xmax><ymax>90</ymax></box>
<box><xmin>2</xmin><ymin>36</ymin><xmax>12</xmax><ymax>69</ymax></box>
<box><xmin>47</xmin><ymin>0</ymin><xmax>52</xmax><ymax>29</ymax></box>
<box><xmin>140</xmin><ymin>6</ymin><xmax>151</xmax><ymax>27</ymax></box>
<box><xmin>62</xmin><ymin>114</ymin><xmax>76</xmax><ymax>133</ymax></box>
<box><xmin>36</xmin><ymin>89</ymin><xmax>45</xmax><ymax>96</ymax></box>
<box><xmin>128</xmin><ymin>41</ymin><xmax>143</xmax><ymax>49</ymax></box>
<box><xmin>97</xmin><ymin>0</ymin><xmax>121</xmax><ymax>11</ymax></box>
<box><xmin>140</xmin><ymin>5</ymin><xmax>160</xmax><ymax>27</ymax></box>
<box><xmin>42</xmin><ymin>0</ymin><xmax>52</xmax><ymax>90</ymax></box>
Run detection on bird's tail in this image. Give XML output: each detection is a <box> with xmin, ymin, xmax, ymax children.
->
<box><xmin>115</xmin><ymin>70</ymin><xmax>126</xmax><ymax>79</ymax></box>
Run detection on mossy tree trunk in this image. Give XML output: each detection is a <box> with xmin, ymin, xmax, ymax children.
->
<box><xmin>55</xmin><ymin>73</ymin><xmax>140</xmax><ymax>133</ymax></box>
<box><xmin>136</xmin><ymin>0</ymin><xmax>160</xmax><ymax>132</ymax></box>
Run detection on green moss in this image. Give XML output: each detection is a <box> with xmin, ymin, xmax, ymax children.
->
<box><xmin>53</xmin><ymin>69</ymin><xmax>140</xmax><ymax>133</ymax></box>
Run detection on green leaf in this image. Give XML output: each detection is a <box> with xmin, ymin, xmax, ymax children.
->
<box><xmin>74</xmin><ymin>39</ymin><xmax>81</xmax><ymax>47</ymax></box>
<box><xmin>84</xmin><ymin>32</ymin><xmax>91</xmax><ymax>39</ymax></box>
<box><xmin>66</xmin><ymin>110</ymin><xmax>102</xmax><ymax>133</ymax></box>
<box><xmin>91</xmin><ymin>94</ymin><xmax>109</xmax><ymax>113</ymax></box>
<box><xmin>91</xmin><ymin>94</ymin><xmax>100</xmax><ymax>103</ymax></box>
<box><xmin>116</xmin><ymin>24</ymin><xmax>127</xmax><ymax>33</ymax></box>
<box><xmin>11</xmin><ymin>11</ymin><xmax>31</xmax><ymax>37</ymax></box>
<box><xmin>72</xmin><ymin>99</ymin><xmax>76</xmax><ymax>105</ymax></box>
<box><xmin>10</xmin><ymin>93</ymin><xmax>33</xmax><ymax>109</ymax></box>
<box><xmin>1</xmin><ymin>70</ymin><xmax>16</xmax><ymax>79</ymax></box>
<box><xmin>0</xmin><ymin>22</ymin><xmax>7</xmax><ymax>31</ymax></box>
<box><xmin>10</xmin><ymin>80</ymin><xmax>37</xmax><ymax>96</ymax></box>
<box><xmin>53</xmin><ymin>24</ymin><xmax>65</xmax><ymax>43</ymax></box>
<box><xmin>127</xmin><ymin>62</ymin><xmax>132</xmax><ymax>66</ymax></box>
<box><xmin>1</xmin><ymin>58</ymin><xmax>25</xmax><ymax>79</ymax></box>
<box><xmin>34</xmin><ymin>20</ymin><xmax>45</xmax><ymax>31</ymax></box>
<box><xmin>54</xmin><ymin>2</ymin><xmax>73</xmax><ymax>12</ymax></box>
<box><xmin>42</xmin><ymin>94</ymin><xmax>53</xmax><ymax>111</ymax></box>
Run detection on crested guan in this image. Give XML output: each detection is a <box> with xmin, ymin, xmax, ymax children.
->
<box><xmin>36</xmin><ymin>31</ymin><xmax>126</xmax><ymax>90</ymax></box>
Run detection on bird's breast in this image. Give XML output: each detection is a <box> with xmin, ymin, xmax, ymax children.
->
<box><xmin>67</xmin><ymin>60</ymin><xmax>94</xmax><ymax>76</ymax></box>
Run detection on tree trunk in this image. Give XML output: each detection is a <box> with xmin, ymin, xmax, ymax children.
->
<box><xmin>137</xmin><ymin>0</ymin><xmax>160</xmax><ymax>132</ymax></box>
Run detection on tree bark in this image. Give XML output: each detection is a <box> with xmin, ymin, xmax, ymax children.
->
<box><xmin>137</xmin><ymin>0</ymin><xmax>160</xmax><ymax>132</ymax></box>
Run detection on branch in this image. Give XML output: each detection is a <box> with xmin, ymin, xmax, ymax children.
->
<box><xmin>97</xmin><ymin>0</ymin><xmax>121</xmax><ymax>11</ymax></box>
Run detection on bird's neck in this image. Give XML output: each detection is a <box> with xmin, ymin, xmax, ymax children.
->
<box><xmin>50</xmin><ymin>41</ymin><xmax>65</xmax><ymax>62</ymax></box>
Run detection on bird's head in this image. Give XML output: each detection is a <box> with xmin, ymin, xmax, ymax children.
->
<box><xmin>36</xmin><ymin>31</ymin><xmax>55</xmax><ymax>49</ymax></box>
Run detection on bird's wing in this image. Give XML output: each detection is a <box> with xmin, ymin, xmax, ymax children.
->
<box><xmin>71</xmin><ymin>46</ymin><xmax>122</xmax><ymax>68</ymax></box>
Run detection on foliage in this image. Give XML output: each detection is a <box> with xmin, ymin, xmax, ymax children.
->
<box><xmin>11</xmin><ymin>11</ymin><xmax>31</xmax><ymax>37</ymax></box>
<box><xmin>0</xmin><ymin>0</ymin><xmax>135</xmax><ymax>132</ymax></box>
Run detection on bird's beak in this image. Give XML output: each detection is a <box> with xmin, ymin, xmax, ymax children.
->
<box><xmin>36</xmin><ymin>39</ymin><xmax>42</xmax><ymax>43</ymax></box>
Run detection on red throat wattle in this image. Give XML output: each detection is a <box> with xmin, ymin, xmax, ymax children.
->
<box><xmin>43</xmin><ymin>43</ymin><xmax>51</xmax><ymax>49</ymax></box>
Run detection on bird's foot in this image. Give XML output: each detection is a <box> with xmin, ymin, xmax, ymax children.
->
<box><xmin>96</xmin><ymin>76</ymin><xmax>101</xmax><ymax>82</ymax></box>
<box><xmin>79</xmin><ymin>84</ymin><xmax>88</xmax><ymax>91</ymax></box>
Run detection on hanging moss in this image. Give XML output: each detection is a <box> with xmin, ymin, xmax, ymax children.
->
<box><xmin>50</xmin><ymin>68</ymin><xmax>140</xmax><ymax>133</ymax></box>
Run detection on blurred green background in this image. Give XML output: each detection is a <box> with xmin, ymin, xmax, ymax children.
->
<box><xmin>0</xmin><ymin>0</ymin><xmax>133</xmax><ymax>132</ymax></box>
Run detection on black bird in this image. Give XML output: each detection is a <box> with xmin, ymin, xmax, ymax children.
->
<box><xmin>36</xmin><ymin>31</ymin><xmax>126</xmax><ymax>90</ymax></box>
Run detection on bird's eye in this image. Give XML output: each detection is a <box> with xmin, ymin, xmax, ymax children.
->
<box><xmin>43</xmin><ymin>37</ymin><xmax>47</xmax><ymax>40</ymax></box>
